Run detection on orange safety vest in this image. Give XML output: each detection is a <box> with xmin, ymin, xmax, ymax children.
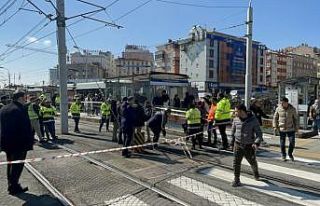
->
<box><xmin>207</xmin><ymin>104</ymin><xmax>217</xmax><ymax>122</ymax></box>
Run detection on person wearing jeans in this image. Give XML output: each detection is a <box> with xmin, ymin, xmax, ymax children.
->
<box><xmin>279</xmin><ymin>131</ymin><xmax>296</xmax><ymax>160</ymax></box>
<box><xmin>273</xmin><ymin>97</ymin><xmax>299</xmax><ymax>161</ymax></box>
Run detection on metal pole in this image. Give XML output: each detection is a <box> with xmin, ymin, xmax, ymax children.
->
<box><xmin>56</xmin><ymin>0</ymin><xmax>68</xmax><ymax>134</ymax></box>
<box><xmin>245</xmin><ymin>0</ymin><xmax>253</xmax><ymax>108</ymax></box>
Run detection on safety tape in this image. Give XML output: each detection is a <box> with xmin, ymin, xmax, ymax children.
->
<box><xmin>0</xmin><ymin>137</ymin><xmax>189</xmax><ymax>166</ymax></box>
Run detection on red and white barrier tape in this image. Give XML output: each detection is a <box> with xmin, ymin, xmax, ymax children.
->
<box><xmin>0</xmin><ymin>137</ymin><xmax>189</xmax><ymax>166</ymax></box>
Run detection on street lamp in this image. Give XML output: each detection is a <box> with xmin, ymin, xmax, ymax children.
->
<box><xmin>0</xmin><ymin>66</ymin><xmax>11</xmax><ymax>86</ymax></box>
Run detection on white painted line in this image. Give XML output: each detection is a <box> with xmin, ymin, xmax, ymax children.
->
<box><xmin>168</xmin><ymin>176</ymin><xmax>262</xmax><ymax>206</ymax></box>
<box><xmin>201</xmin><ymin>168</ymin><xmax>320</xmax><ymax>206</ymax></box>
<box><xmin>242</xmin><ymin>159</ymin><xmax>320</xmax><ymax>182</ymax></box>
<box><xmin>104</xmin><ymin>195</ymin><xmax>148</xmax><ymax>206</ymax></box>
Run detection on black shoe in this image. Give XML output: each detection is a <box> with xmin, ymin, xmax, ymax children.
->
<box><xmin>231</xmin><ymin>181</ymin><xmax>241</xmax><ymax>187</ymax></box>
<box><xmin>254</xmin><ymin>174</ymin><xmax>260</xmax><ymax>181</ymax></box>
<box><xmin>219</xmin><ymin>146</ymin><xmax>227</xmax><ymax>150</ymax></box>
<box><xmin>289</xmin><ymin>156</ymin><xmax>295</xmax><ymax>162</ymax></box>
<box><xmin>282</xmin><ymin>156</ymin><xmax>287</xmax><ymax>162</ymax></box>
<box><xmin>8</xmin><ymin>185</ymin><xmax>28</xmax><ymax>195</ymax></box>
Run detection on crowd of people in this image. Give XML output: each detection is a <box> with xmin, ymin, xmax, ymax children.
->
<box><xmin>0</xmin><ymin>88</ymin><xmax>313</xmax><ymax>195</ymax></box>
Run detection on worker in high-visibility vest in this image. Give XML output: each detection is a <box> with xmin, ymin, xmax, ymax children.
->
<box><xmin>28</xmin><ymin>96</ymin><xmax>44</xmax><ymax>142</ymax></box>
<box><xmin>55</xmin><ymin>95</ymin><xmax>60</xmax><ymax>112</ymax></box>
<box><xmin>40</xmin><ymin>100</ymin><xmax>57</xmax><ymax>140</ymax></box>
<box><xmin>215</xmin><ymin>92</ymin><xmax>231</xmax><ymax>150</ymax></box>
<box><xmin>70</xmin><ymin>96</ymin><xmax>81</xmax><ymax>133</ymax></box>
<box><xmin>186</xmin><ymin>103</ymin><xmax>202</xmax><ymax>150</ymax></box>
<box><xmin>207</xmin><ymin>97</ymin><xmax>218</xmax><ymax>147</ymax></box>
<box><xmin>99</xmin><ymin>98</ymin><xmax>111</xmax><ymax>132</ymax></box>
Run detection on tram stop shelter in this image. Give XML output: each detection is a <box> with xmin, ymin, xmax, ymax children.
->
<box><xmin>278</xmin><ymin>76</ymin><xmax>320</xmax><ymax>132</ymax></box>
<box><xmin>104</xmin><ymin>72</ymin><xmax>189</xmax><ymax>102</ymax></box>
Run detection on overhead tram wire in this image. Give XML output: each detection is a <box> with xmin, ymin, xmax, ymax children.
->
<box><xmin>0</xmin><ymin>0</ymin><xmax>17</xmax><ymax>17</ymax></box>
<box><xmin>114</xmin><ymin>0</ymin><xmax>153</xmax><ymax>22</ymax></box>
<box><xmin>0</xmin><ymin>0</ymin><xmax>13</xmax><ymax>12</ymax></box>
<box><xmin>0</xmin><ymin>0</ymin><xmax>122</xmax><ymax>61</ymax></box>
<box><xmin>0</xmin><ymin>17</ymin><xmax>49</xmax><ymax>58</ymax></box>
<box><xmin>0</xmin><ymin>0</ymin><xmax>28</xmax><ymax>27</ymax></box>
<box><xmin>155</xmin><ymin>0</ymin><xmax>246</xmax><ymax>8</ymax></box>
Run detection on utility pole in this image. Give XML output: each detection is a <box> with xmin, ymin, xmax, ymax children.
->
<box><xmin>56</xmin><ymin>0</ymin><xmax>68</xmax><ymax>134</ymax></box>
<box><xmin>245</xmin><ymin>0</ymin><xmax>253</xmax><ymax>108</ymax></box>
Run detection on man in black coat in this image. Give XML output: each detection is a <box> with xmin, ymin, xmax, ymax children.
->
<box><xmin>0</xmin><ymin>90</ymin><xmax>33</xmax><ymax>195</ymax></box>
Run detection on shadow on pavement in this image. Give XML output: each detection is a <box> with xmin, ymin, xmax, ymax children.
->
<box><xmin>37</xmin><ymin>138</ymin><xmax>74</xmax><ymax>150</ymax></box>
<box><xmin>133</xmin><ymin>151</ymin><xmax>182</xmax><ymax>165</ymax></box>
<box><xmin>15</xmin><ymin>193</ymin><xmax>62</xmax><ymax>206</ymax></box>
<box><xmin>69</xmin><ymin>132</ymin><xmax>116</xmax><ymax>143</ymax></box>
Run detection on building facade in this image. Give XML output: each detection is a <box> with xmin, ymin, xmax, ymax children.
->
<box><xmin>178</xmin><ymin>26</ymin><xmax>266</xmax><ymax>93</ymax></box>
<box><xmin>265</xmin><ymin>50</ymin><xmax>293</xmax><ymax>88</ymax></box>
<box><xmin>49</xmin><ymin>68</ymin><xmax>59</xmax><ymax>86</ymax></box>
<box><xmin>67</xmin><ymin>63</ymin><xmax>105</xmax><ymax>80</ymax></box>
<box><xmin>155</xmin><ymin>40</ymin><xmax>180</xmax><ymax>74</ymax></box>
<box><xmin>114</xmin><ymin>45</ymin><xmax>154</xmax><ymax>77</ymax></box>
<box><xmin>70</xmin><ymin>50</ymin><xmax>115</xmax><ymax>78</ymax></box>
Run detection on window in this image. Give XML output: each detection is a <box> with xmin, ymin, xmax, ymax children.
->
<box><xmin>260</xmin><ymin>67</ymin><xmax>263</xmax><ymax>73</ymax></box>
<box><xmin>260</xmin><ymin>58</ymin><xmax>264</xmax><ymax>65</ymax></box>
<box><xmin>209</xmin><ymin>60</ymin><xmax>214</xmax><ymax>68</ymax></box>
<box><xmin>260</xmin><ymin>75</ymin><xmax>263</xmax><ymax>82</ymax></box>
<box><xmin>209</xmin><ymin>49</ymin><xmax>214</xmax><ymax>57</ymax></box>
<box><xmin>209</xmin><ymin>70</ymin><xmax>214</xmax><ymax>78</ymax></box>
<box><xmin>210</xmin><ymin>39</ymin><xmax>214</xmax><ymax>47</ymax></box>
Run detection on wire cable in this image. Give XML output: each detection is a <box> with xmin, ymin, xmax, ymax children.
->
<box><xmin>114</xmin><ymin>0</ymin><xmax>153</xmax><ymax>21</ymax></box>
<box><xmin>0</xmin><ymin>17</ymin><xmax>48</xmax><ymax>58</ymax></box>
<box><xmin>155</xmin><ymin>0</ymin><xmax>246</xmax><ymax>8</ymax></box>
<box><xmin>0</xmin><ymin>0</ymin><xmax>27</xmax><ymax>27</ymax></box>
<box><xmin>0</xmin><ymin>0</ymin><xmax>17</xmax><ymax>17</ymax></box>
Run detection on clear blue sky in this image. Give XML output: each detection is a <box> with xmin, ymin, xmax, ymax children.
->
<box><xmin>0</xmin><ymin>0</ymin><xmax>319</xmax><ymax>85</ymax></box>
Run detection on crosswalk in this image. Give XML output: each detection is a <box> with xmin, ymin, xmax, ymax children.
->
<box><xmin>104</xmin><ymin>195</ymin><xmax>149</xmax><ymax>206</ymax></box>
<box><xmin>199</xmin><ymin>167</ymin><xmax>320</xmax><ymax>206</ymax></box>
<box><xmin>169</xmin><ymin>176</ymin><xmax>262</xmax><ymax>206</ymax></box>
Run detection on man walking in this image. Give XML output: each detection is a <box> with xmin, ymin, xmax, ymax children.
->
<box><xmin>28</xmin><ymin>96</ymin><xmax>45</xmax><ymax>142</ymax></box>
<box><xmin>273</xmin><ymin>97</ymin><xmax>299</xmax><ymax>161</ymax></box>
<box><xmin>215</xmin><ymin>92</ymin><xmax>231</xmax><ymax>150</ymax></box>
<box><xmin>309</xmin><ymin>99</ymin><xmax>320</xmax><ymax>135</ymax></box>
<box><xmin>70</xmin><ymin>96</ymin><xmax>81</xmax><ymax>133</ymax></box>
<box><xmin>231</xmin><ymin>104</ymin><xmax>262</xmax><ymax>187</ymax></box>
<box><xmin>0</xmin><ymin>90</ymin><xmax>34</xmax><ymax>195</ymax></box>
<box><xmin>40</xmin><ymin>100</ymin><xmax>57</xmax><ymax>140</ymax></box>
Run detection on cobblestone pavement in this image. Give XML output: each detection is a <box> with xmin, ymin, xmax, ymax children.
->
<box><xmin>1</xmin><ymin>118</ymin><xmax>319</xmax><ymax>205</ymax></box>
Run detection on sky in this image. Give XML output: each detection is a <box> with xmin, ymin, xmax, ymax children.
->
<box><xmin>0</xmin><ymin>0</ymin><xmax>319</xmax><ymax>85</ymax></box>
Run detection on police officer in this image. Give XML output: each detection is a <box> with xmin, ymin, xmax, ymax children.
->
<box><xmin>215</xmin><ymin>92</ymin><xmax>231</xmax><ymax>150</ymax></box>
<box><xmin>70</xmin><ymin>96</ymin><xmax>81</xmax><ymax>133</ymax></box>
<box><xmin>186</xmin><ymin>103</ymin><xmax>202</xmax><ymax>150</ymax></box>
<box><xmin>99</xmin><ymin>98</ymin><xmax>111</xmax><ymax>132</ymax></box>
<box><xmin>28</xmin><ymin>96</ymin><xmax>44</xmax><ymax>142</ymax></box>
<box><xmin>0</xmin><ymin>90</ymin><xmax>33</xmax><ymax>195</ymax></box>
<box><xmin>40</xmin><ymin>100</ymin><xmax>57</xmax><ymax>140</ymax></box>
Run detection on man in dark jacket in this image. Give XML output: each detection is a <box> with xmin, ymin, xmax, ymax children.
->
<box><xmin>0</xmin><ymin>90</ymin><xmax>33</xmax><ymax>195</ymax></box>
<box><xmin>230</xmin><ymin>104</ymin><xmax>262</xmax><ymax>187</ymax></box>
<box><xmin>146</xmin><ymin>108</ymin><xmax>171</xmax><ymax>148</ymax></box>
<box><xmin>121</xmin><ymin>96</ymin><xmax>136</xmax><ymax>158</ymax></box>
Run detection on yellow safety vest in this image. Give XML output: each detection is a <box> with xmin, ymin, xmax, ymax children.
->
<box><xmin>70</xmin><ymin>102</ymin><xmax>81</xmax><ymax>116</ymax></box>
<box><xmin>186</xmin><ymin>108</ymin><xmax>201</xmax><ymax>125</ymax></box>
<box><xmin>40</xmin><ymin>106</ymin><xmax>56</xmax><ymax>119</ymax></box>
<box><xmin>28</xmin><ymin>103</ymin><xmax>38</xmax><ymax>120</ymax></box>
<box><xmin>215</xmin><ymin>97</ymin><xmax>231</xmax><ymax>121</ymax></box>
<box><xmin>100</xmin><ymin>102</ymin><xmax>111</xmax><ymax>116</ymax></box>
